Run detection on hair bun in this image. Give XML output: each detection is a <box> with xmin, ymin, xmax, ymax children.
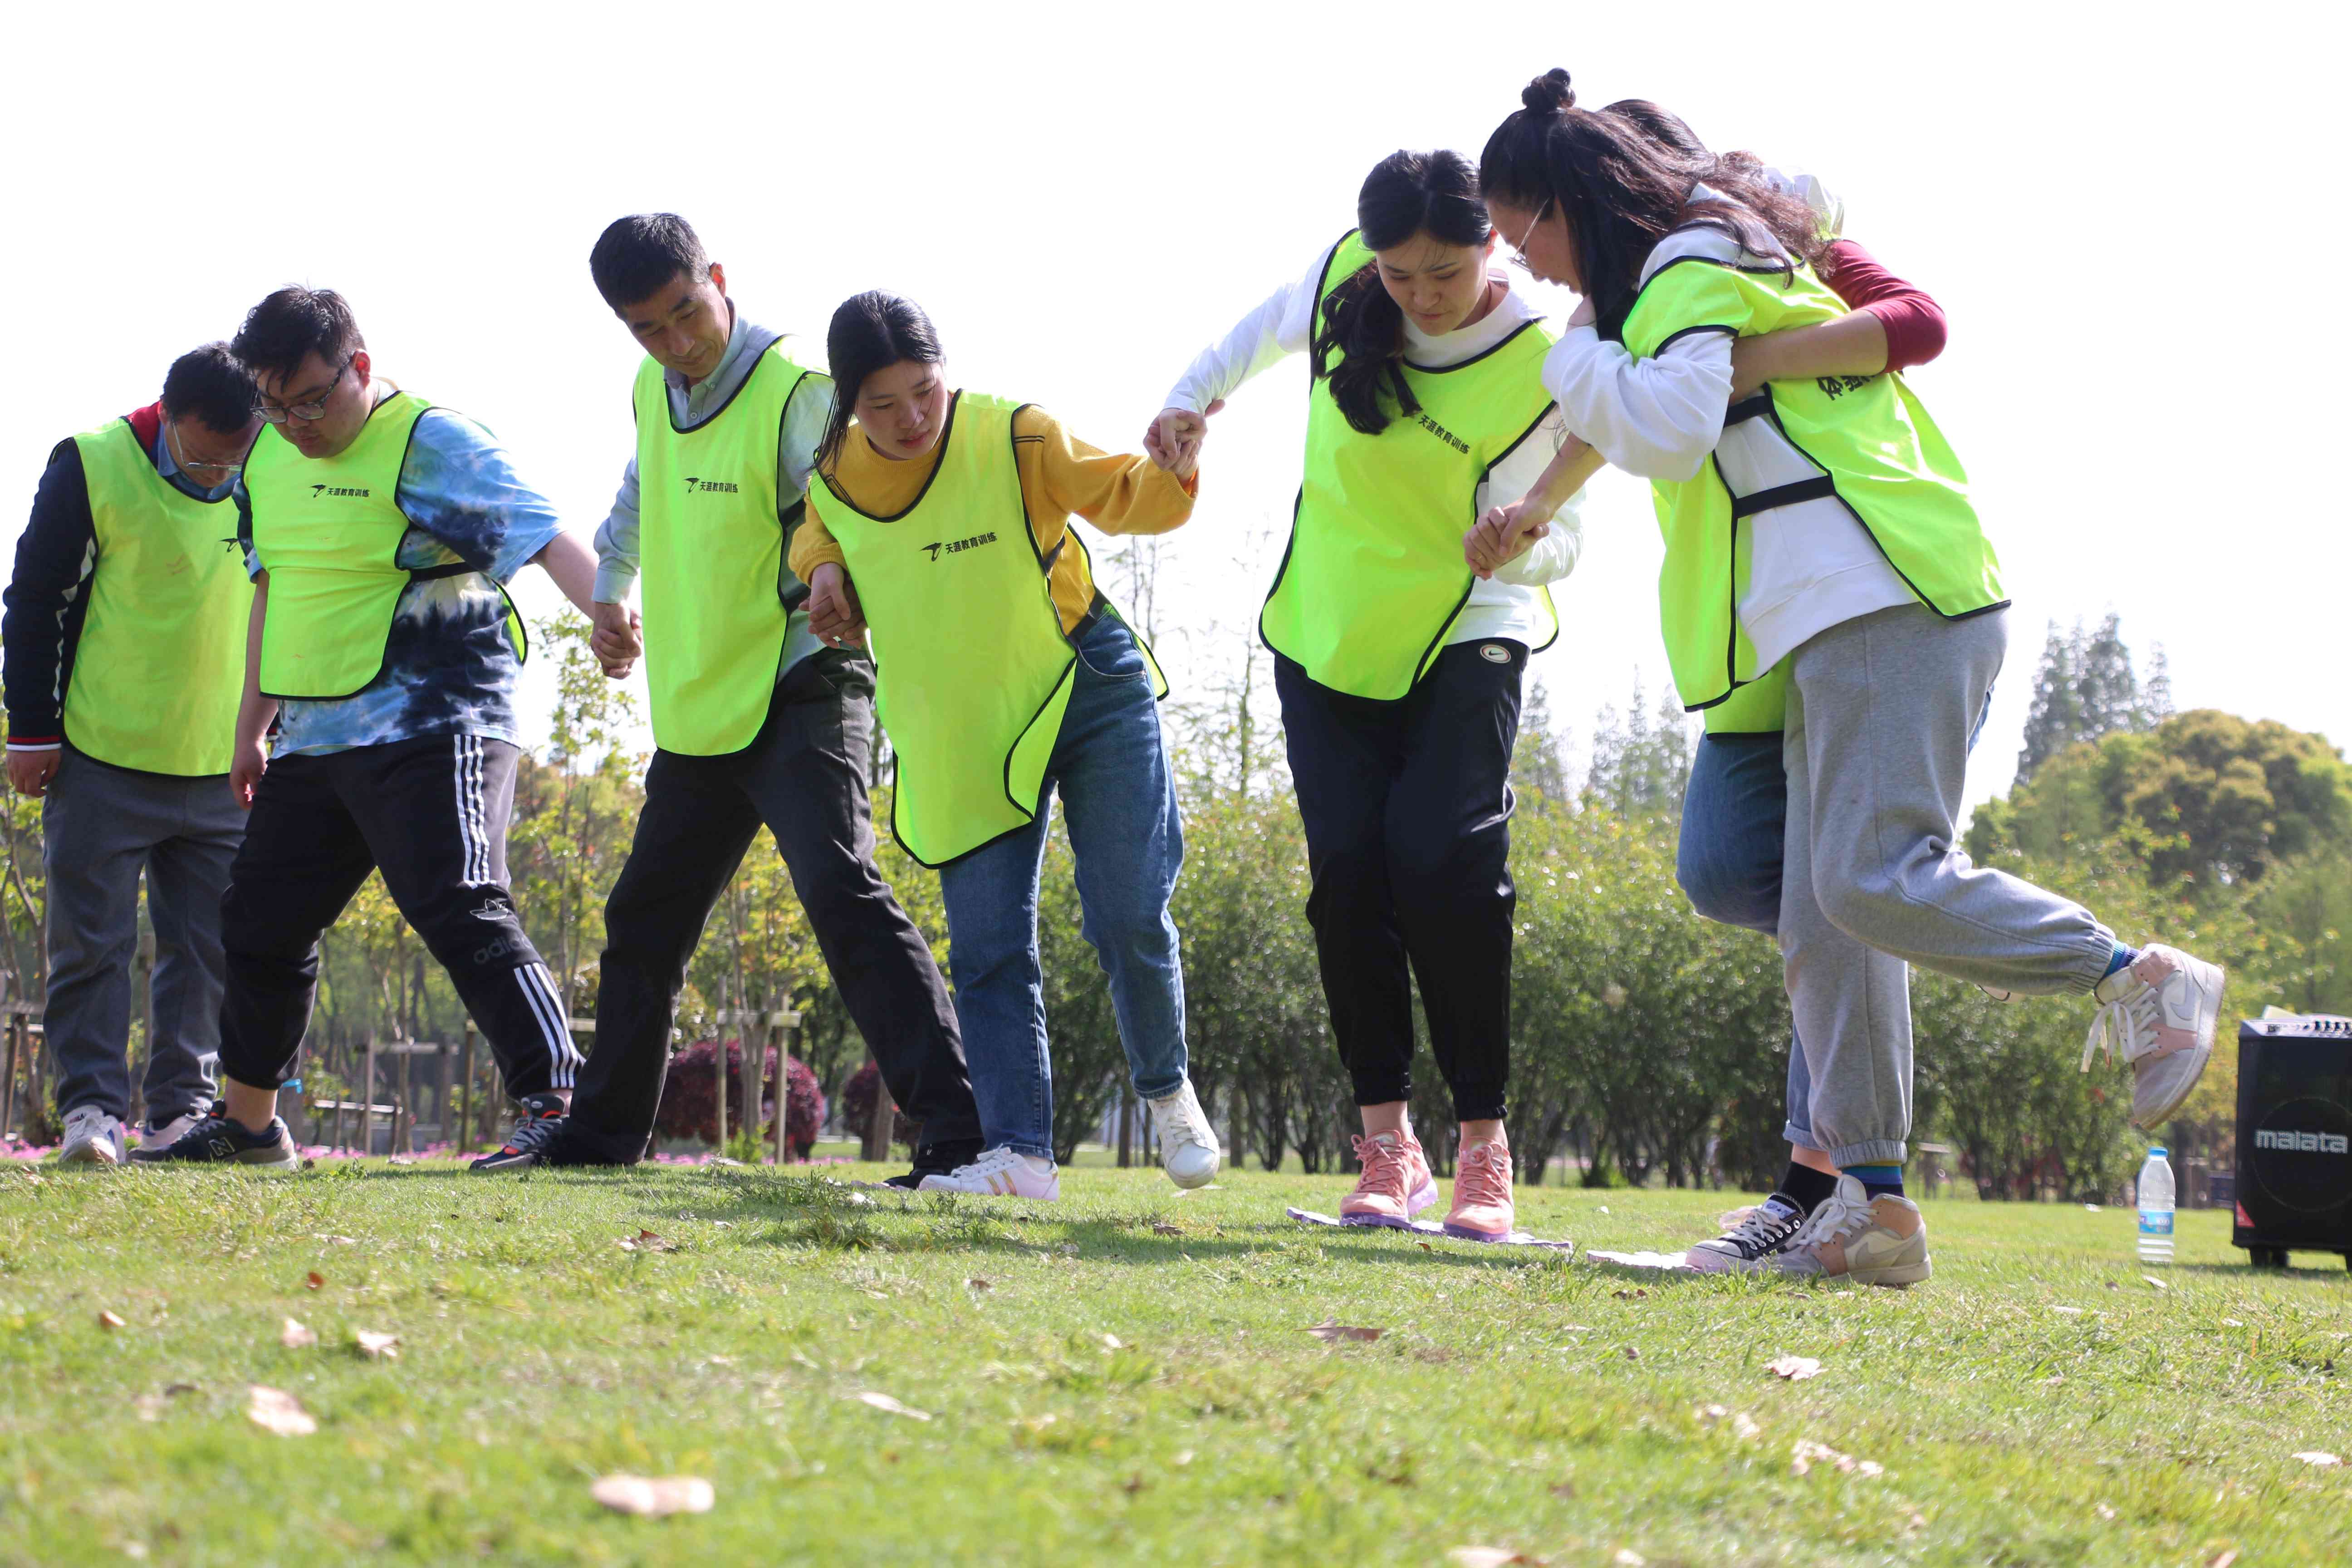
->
<box><xmin>1521</xmin><ymin>68</ymin><xmax>1574</xmax><ymax>115</ymax></box>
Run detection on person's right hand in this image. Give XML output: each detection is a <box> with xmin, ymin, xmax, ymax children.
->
<box><xmin>1144</xmin><ymin>401</ymin><xmax>1222</xmax><ymax>474</ymax></box>
<box><xmin>808</xmin><ymin>562</ymin><xmax>867</xmax><ymax>651</ymax></box>
<box><xmin>230</xmin><ymin>735</ymin><xmax>268</xmax><ymax>810</ymax></box>
<box><xmin>6</xmin><ymin>749</ymin><xmax>59</xmax><ymax>799</ymax></box>
<box><xmin>1464</xmin><ymin>500</ymin><xmax>1550</xmax><ymax>580</ymax></box>
<box><xmin>589</xmin><ymin>600</ymin><xmax>642</xmax><ymax>679</ymax></box>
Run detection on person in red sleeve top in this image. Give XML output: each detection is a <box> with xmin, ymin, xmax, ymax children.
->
<box><xmin>1</xmin><ymin>346</ymin><xmax>261</xmax><ymax>1163</ymax></box>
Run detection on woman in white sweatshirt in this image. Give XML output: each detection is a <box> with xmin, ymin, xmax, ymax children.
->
<box><xmin>1146</xmin><ymin>148</ymin><xmax>1584</xmax><ymax>1241</ymax></box>
<box><xmin>1474</xmin><ymin>68</ymin><xmax>2224</xmax><ymax>1286</ymax></box>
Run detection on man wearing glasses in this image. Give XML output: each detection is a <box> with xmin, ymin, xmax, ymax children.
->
<box><xmin>3</xmin><ymin>345</ymin><xmax>261</xmax><ymax>1163</ymax></box>
<box><xmin>134</xmin><ymin>287</ymin><xmax>606</xmax><ymax>1167</ymax></box>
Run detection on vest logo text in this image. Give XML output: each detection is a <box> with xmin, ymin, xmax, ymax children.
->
<box><xmin>310</xmin><ymin>484</ymin><xmax>372</xmax><ymax>498</ymax></box>
<box><xmin>923</xmin><ymin>533</ymin><xmax>1000</xmax><ymax>561</ymax></box>
<box><xmin>1415</xmin><ymin>412</ymin><xmax>1469</xmax><ymax>455</ymax></box>
<box><xmin>2254</xmin><ymin>1127</ymin><xmax>2349</xmax><ymax>1155</ymax></box>
<box><xmin>681</xmin><ymin>476</ymin><xmax>740</xmax><ymax>494</ymax></box>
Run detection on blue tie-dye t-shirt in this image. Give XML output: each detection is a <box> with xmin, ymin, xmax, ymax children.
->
<box><xmin>236</xmin><ymin>398</ymin><xmax>564</xmax><ymax>757</ymax></box>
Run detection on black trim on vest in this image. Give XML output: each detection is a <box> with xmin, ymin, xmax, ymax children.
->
<box><xmin>1403</xmin><ymin>316</ymin><xmax>1545</xmax><ymax>376</ymax></box>
<box><xmin>1723</xmin><ymin>393</ymin><xmax>1772</xmax><ymax>426</ymax></box>
<box><xmin>1728</xmin><ymin>475</ymin><xmax>1839</xmax><ymax>519</ymax></box>
<box><xmin>1654</xmin><ymin>323</ymin><xmax>1739</xmax><ymax>356</ymax></box>
<box><xmin>819</xmin><ymin>389</ymin><xmax>963</xmax><ymax>524</ymax></box>
<box><xmin>661</xmin><ymin>339</ymin><xmax>774</xmax><ymax>435</ymax></box>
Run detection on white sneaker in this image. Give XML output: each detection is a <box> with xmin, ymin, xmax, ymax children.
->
<box><xmin>58</xmin><ymin>1106</ymin><xmax>126</xmax><ymax>1166</ymax></box>
<box><xmin>2082</xmin><ymin>943</ymin><xmax>2225</xmax><ymax>1127</ymax></box>
<box><xmin>1147</xmin><ymin>1081</ymin><xmax>1221</xmax><ymax>1189</ymax></box>
<box><xmin>1765</xmin><ymin>1175</ymin><xmax>1932</xmax><ymax>1288</ymax></box>
<box><xmin>140</xmin><ymin>1107</ymin><xmax>208</xmax><ymax>1155</ymax></box>
<box><xmin>917</xmin><ymin>1146</ymin><xmax>1061</xmax><ymax>1200</ymax></box>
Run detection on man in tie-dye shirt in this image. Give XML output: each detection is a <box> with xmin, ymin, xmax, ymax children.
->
<box><xmin>136</xmin><ymin>287</ymin><xmax>607</xmax><ymax>1168</ymax></box>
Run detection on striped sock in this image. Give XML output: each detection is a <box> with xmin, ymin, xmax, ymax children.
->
<box><xmin>1843</xmin><ymin>1163</ymin><xmax>1904</xmax><ymax>1200</ymax></box>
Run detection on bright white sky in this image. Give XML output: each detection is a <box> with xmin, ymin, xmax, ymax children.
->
<box><xmin>5</xmin><ymin>2</ymin><xmax>2339</xmax><ymax>814</ymax></box>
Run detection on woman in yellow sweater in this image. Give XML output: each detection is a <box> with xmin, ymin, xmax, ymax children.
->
<box><xmin>793</xmin><ymin>291</ymin><xmax>1221</xmax><ymax>1200</ymax></box>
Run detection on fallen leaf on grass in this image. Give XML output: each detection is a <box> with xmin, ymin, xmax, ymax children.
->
<box><xmin>590</xmin><ymin>1474</ymin><xmax>714</xmax><ymax>1516</ymax></box>
<box><xmin>1122</xmin><ymin>1473</ymin><xmax>1146</xmax><ymax>1495</ymax></box>
<box><xmin>2095</xmin><ymin>1503</ymin><xmax>2117</xmax><ymax>1521</ymax></box>
<box><xmin>1101</xmin><ymin>1333</ymin><xmax>1124</xmax><ymax>1351</ymax></box>
<box><xmin>314</xmin><ymin>1235</ymin><xmax>358</xmax><ymax>1246</ymax></box>
<box><xmin>134</xmin><ymin>1394</ymin><xmax>167</xmax><ymax>1423</ymax></box>
<box><xmin>98</xmin><ymin>1310</ymin><xmax>125</xmax><ymax>1330</ymax></box>
<box><xmin>353</xmin><ymin>1329</ymin><xmax>399</xmax><ymax>1360</ymax></box>
<box><xmin>1151</xmin><ymin>1223</ymin><xmax>1183</xmax><ymax>1237</ymax></box>
<box><xmin>245</xmin><ymin>1385</ymin><xmax>317</xmax><ymax>1436</ymax></box>
<box><xmin>1307</xmin><ymin>1321</ymin><xmax>1382</xmax><ymax>1343</ymax></box>
<box><xmin>1447</xmin><ymin>1550</ymin><xmax>1544</xmax><ymax>1567</ymax></box>
<box><xmin>1416</xmin><ymin>1240</ymin><xmax>1435</xmax><ymax>1252</ymax></box>
<box><xmin>1622</xmin><ymin>1346</ymin><xmax>1641</xmax><ymax>1362</ymax></box>
<box><xmin>279</xmin><ymin>1318</ymin><xmax>316</xmax><ymax>1349</ymax></box>
<box><xmin>1612</xmin><ymin>1289</ymin><xmax>1648</xmax><ymax>1301</ymax></box>
<box><xmin>2141</xmin><ymin>1275</ymin><xmax>2170</xmax><ymax>1291</ymax></box>
<box><xmin>1789</xmin><ymin>1438</ymin><xmax>1882</xmax><ymax>1478</ymax></box>
<box><xmin>2052</xmin><ymin>1306</ymin><xmax>2085</xmax><ymax>1316</ymax></box>
<box><xmin>2208</xmin><ymin>1551</ymin><xmax>2239</xmax><ymax>1568</ymax></box>
<box><xmin>1767</xmin><ymin>1355</ymin><xmax>1823</xmax><ymax>1381</ymax></box>
<box><xmin>1695</xmin><ymin>1405</ymin><xmax>1761</xmax><ymax>1442</ymax></box>
<box><xmin>851</xmin><ymin>1391</ymin><xmax>932</xmax><ymax>1421</ymax></box>
<box><xmin>304</xmin><ymin>1272</ymin><xmax>324</xmax><ymax>1290</ymax></box>
<box><xmin>616</xmin><ymin>1230</ymin><xmax>679</xmax><ymax>1254</ymax></box>
<box><xmin>862</xmin><ymin>1289</ymin><xmax>890</xmax><ymax>1300</ymax></box>
<box><xmin>1172</xmin><ymin>1450</ymin><xmax>1193</xmax><ymax>1466</ymax></box>
<box><xmin>2223</xmin><ymin>1318</ymin><xmax>2244</xmax><ymax>1327</ymax></box>
<box><xmin>2292</xmin><ymin>1451</ymin><xmax>2342</xmax><ymax>1468</ymax></box>
<box><xmin>387</xmin><ymin>1156</ymin><xmax>416</xmax><ymax>1166</ymax></box>
<box><xmin>965</xmin><ymin>1278</ymin><xmax>992</xmax><ymax>1293</ymax></box>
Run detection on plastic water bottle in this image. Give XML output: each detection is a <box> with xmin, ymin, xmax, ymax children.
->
<box><xmin>2136</xmin><ymin>1147</ymin><xmax>2176</xmax><ymax>1264</ymax></box>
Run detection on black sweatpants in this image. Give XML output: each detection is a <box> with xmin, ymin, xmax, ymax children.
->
<box><xmin>218</xmin><ymin>733</ymin><xmax>583</xmax><ymax>1097</ymax></box>
<box><xmin>1274</xmin><ymin>639</ymin><xmax>1525</xmax><ymax>1122</ymax></box>
<box><xmin>560</xmin><ymin>651</ymin><xmax>981</xmax><ymax>1163</ymax></box>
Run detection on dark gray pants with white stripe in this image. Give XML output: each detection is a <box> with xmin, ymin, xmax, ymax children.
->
<box><xmin>216</xmin><ymin>732</ymin><xmax>582</xmax><ymax>1098</ymax></box>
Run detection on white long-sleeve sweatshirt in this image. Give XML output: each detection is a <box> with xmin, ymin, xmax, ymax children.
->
<box><xmin>1540</xmin><ymin>224</ymin><xmax>1913</xmax><ymax>676</ymax></box>
<box><xmin>1164</xmin><ymin>245</ymin><xmax>1583</xmax><ymax>652</ymax></box>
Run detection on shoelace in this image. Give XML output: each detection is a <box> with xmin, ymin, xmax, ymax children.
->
<box><xmin>1453</xmin><ymin>1142</ymin><xmax>1512</xmax><ymax>1211</ymax></box>
<box><xmin>1156</xmin><ymin>1093</ymin><xmax>1213</xmax><ymax>1149</ymax></box>
<box><xmin>2082</xmin><ymin>974</ymin><xmax>2161</xmax><ymax>1072</ymax></box>
<box><xmin>1714</xmin><ymin>1203</ymin><xmax>1803</xmax><ymax>1259</ymax></box>
<box><xmin>1349</xmin><ymin>1133</ymin><xmax>1411</xmax><ymax>1198</ymax></box>
<box><xmin>1789</xmin><ymin>1187</ymin><xmax>1872</xmax><ymax>1253</ymax></box>
<box><xmin>502</xmin><ymin>1110</ymin><xmax>565</xmax><ymax>1154</ymax></box>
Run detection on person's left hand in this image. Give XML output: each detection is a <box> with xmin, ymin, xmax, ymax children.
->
<box><xmin>808</xmin><ymin>563</ymin><xmax>867</xmax><ymax>651</ymax></box>
<box><xmin>1464</xmin><ymin>501</ymin><xmax>1550</xmax><ymax>581</ymax></box>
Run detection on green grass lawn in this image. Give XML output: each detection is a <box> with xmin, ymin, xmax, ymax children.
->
<box><xmin>1</xmin><ymin>1162</ymin><xmax>2345</xmax><ymax>1567</ymax></box>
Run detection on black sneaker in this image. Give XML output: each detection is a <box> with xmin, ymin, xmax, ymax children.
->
<box><xmin>1685</xmin><ymin>1195</ymin><xmax>1808</xmax><ymax>1273</ymax></box>
<box><xmin>127</xmin><ymin>1106</ymin><xmax>299</xmax><ymax>1170</ymax></box>
<box><xmin>884</xmin><ymin>1137</ymin><xmax>982</xmax><ymax>1191</ymax></box>
<box><xmin>470</xmin><ymin>1093</ymin><xmax>569</xmax><ymax>1171</ymax></box>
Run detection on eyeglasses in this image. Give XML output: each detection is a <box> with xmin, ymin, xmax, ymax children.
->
<box><xmin>1507</xmin><ymin>198</ymin><xmax>1553</xmax><ymax>271</ymax></box>
<box><xmin>254</xmin><ymin>356</ymin><xmax>352</xmax><ymax>424</ymax></box>
<box><xmin>166</xmin><ymin>419</ymin><xmax>244</xmax><ymax>480</ymax></box>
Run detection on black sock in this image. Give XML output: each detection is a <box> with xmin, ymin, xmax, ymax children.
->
<box><xmin>1775</xmin><ymin>1162</ymin><xmax>1839</xmax><ymax>1217</ymax></box>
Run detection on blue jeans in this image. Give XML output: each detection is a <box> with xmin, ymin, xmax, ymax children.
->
<box><xmin>936</xmin><ymin>615</ymin><xmax>1189</xmax><ymax>1159</ymax></box>
<box><xmin>1677</xmin><ymin>688</ymin><xmax>1996</xmax><ymax>1156</ymax></box>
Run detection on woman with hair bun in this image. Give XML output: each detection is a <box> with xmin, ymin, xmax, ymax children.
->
<box><xmin>793</xmin><ymin>291</ymin><xmax>1223</xmax><ymax>1202</ymax></box>
<box><xmin>1146</xmin><ymin>149</ymin><xmax>1588</xmax><ymax>1242</ymax></box>
<box><xmin>1475</xmin><ymin>68</ymin><xmax>2225</xmax><ymax>1286</ymax></box>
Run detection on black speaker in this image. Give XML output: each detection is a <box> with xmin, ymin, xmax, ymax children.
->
<box><xmin>2233</xmin><ymin>1015</ymin><xmax>2352</xmax><ymax>1268</ymax></box>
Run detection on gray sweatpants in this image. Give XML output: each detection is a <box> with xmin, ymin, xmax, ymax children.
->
<box><xmin>1779</xmin><ymin>603</ymin><xmax>2116</xmax><ymax>1165</ymax></box>
<box><xmin>43</xmin><ymin>747</ymin><xmax>243</xmax><ymax>1124</ymax></box>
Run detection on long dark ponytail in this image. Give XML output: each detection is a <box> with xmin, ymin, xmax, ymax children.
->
<box><xmin>1308</xmin><ymin>149</ymin><xmax>1492</xmax><ymax>436</ymax></box>
<box><xmin>816</xmin><ymin>291</ymin><xmax>945</xmax><ymax>466</ymax></box>
<box><xmin>1479</xmin><ymin>69</ymin><xmax>1826</xmax><ymax>341</ymax></box>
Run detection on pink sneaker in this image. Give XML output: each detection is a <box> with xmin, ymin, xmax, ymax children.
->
<box><xmin>1339</xmin><ymin>1131</ymin><xmax>1437</xmax><ymax>1228</ymax></box>
<box><xmin>1444</xmin><ymin>1140</ymin><xmax>1515</xmax><ymax>1241</ymax></box>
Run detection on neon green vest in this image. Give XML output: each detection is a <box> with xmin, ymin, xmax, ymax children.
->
<box><xmin>62</xmin><ymin>418</ymin><xmax>253</xmax><ymax>774</ymax></box>
<box><xmin>1261</xmin><ymin>230</ymin><xmax>1560</xmax><ymax>700</ymax></box>
<box><xmin>633</xmin><ymin>340</ymin><xmax>825</xmax><ymax>755</ymax></box>
<box><xmin>805</xmin><ymin>392</ymin><xmax>1164</xmax><ymax>867</ymax></box>
<box><xmin>245</xmin><ymin>390</ymin><xmax>489</xmax><ymax>700</ymax></box>
<box><xmin>1620</xmin><ymin>243</ymin><xmax>2005</xmax><ymax>714</ymax></box>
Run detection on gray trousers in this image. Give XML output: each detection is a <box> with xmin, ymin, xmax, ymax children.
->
<box><xmin>43</xmin><ymin>747</ymin><xmax>243</xmax><ymax>1123</ymax></box>
<box><xmin>1780</xmin><ymin>604</ymin><xmax>2116</xmax><ymax>1165</ymax></box>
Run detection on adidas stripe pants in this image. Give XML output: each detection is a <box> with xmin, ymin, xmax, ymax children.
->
<box><xmin>215</xmin><ymin>732</ymin><xmax>583</xmax><ymax>1098</ymax></box>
